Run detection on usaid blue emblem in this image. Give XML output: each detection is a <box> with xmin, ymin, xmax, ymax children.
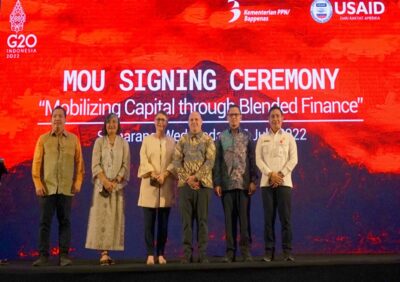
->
<box><xmin>310</xmin><ymin>0</ymin><xmax>333</xmax><ymax>23</ymax></box>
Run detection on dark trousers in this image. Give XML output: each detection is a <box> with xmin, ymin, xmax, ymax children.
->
<box><xmin>221</xmin><ymin>189</ymin><xmax>250</xmax><ymax>255</ymax></box>
<box><xmin>247</xmin><ymin>196</ymin><xmax>252</xmax><ymax>244</ymax></box>
<box><xmin>38</xmin><ymin>194</ymin><xmax>72</xmax><ymax>257</ymax></box>
<box><xmin>261</xmin><ymin>186</ymin><xmax>292</xmax><ymax>252</ymax></box>
<box><xmin>142</xmin><ymin>207</ymin><xmax>171</xmax><ymax>256</ymax></box>
<box><xmin>179</xmin><ymin>184</ymin><xmax>211</xmax><ymax>258</ymax></box>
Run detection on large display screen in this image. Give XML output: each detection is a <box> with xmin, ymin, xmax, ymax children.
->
<box><xmin>0</xmin><ymin>0</ymin><xmax>399</xmax><ymax>259</ymax></box>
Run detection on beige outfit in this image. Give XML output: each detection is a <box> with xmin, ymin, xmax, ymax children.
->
<box><xmin>85</xmin><ymin>136</ymin><xmax>130</xmax><ymax>251</ymax></box>
<box><xmin>137</xmin><ymin>134</ymin><xmax>176</xmax><ymax>208</ymax></box>
<box><xmin>32</xmin><ymin>130</ymin><xmax>85</xmax><ymax>196</ymax></box>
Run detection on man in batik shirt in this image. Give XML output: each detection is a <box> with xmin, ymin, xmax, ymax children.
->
<box><xmin>173</xmin><ymin>111</ymin><xmax>216</xmax><ymax>264</ymax></box>
<box><xmin>213</xmin><ymin>105</ymin><xmax>257</xmax><ymax>263</ymax></box>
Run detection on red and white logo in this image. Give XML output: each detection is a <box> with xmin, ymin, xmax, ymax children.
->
<box><xmin>6</xmin><ymin>0</ymin><xmax>38</xmax><ymax>59</ymax></box>
<box><xmin>9</xmin><ymin>0</ymin><xmax>26</xmax><ymax>32</ymax></box>
<box><xmin>228</xmin><ymin>0</ymin><xmax>241</xmax><ymax>23</ymax></box>
<box><xmin>227</xmin><ymin>0</ymin><xmax>291</xmax><ymax>24</ymax></box>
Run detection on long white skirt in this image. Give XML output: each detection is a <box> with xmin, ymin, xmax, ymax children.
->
<box><xmin>85</xmin><ymin>186</ymin><xmax>125</xmax><ymax>251</ymax></box>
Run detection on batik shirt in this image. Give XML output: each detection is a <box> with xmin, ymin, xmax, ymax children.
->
<box><xmin>213</xmin><ymin>128</ymin><xmax>257</xmax><ymax>190</ymax></box>
<box><xmin>173</xmin><ymin>131</ymin><xmax>216</xmax><ymax>188</ymax></box>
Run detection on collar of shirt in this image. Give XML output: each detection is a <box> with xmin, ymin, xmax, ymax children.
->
<box><xmin>228</xmin><ymin>127</ymin><xmax>243</xmax><ymax>135</ymax></box>
<box><xmin>50</xmin><ymin>129</ymin><xmax>67</xmax><ymax>137</ymax></box>
<box><xmin>188</xmin><ymin>131</ymin><xmax>204</xmax><ymax>140</ymax></box>
<box><xmin>268</xmin><ymin>128</ymin><xmax>284</xmax><ymax>135</ymax></box>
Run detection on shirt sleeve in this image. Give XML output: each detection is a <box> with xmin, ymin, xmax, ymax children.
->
<box><xmin>194</xmin><ymin>136</ymin><xmax>216</xmax><ymax>184</ymax></box>
<box><xmin>212</xmin><ymin>138</ymin><xmax>222</xmax><ymax>187</ymax></box>
<box><xmin>255</xmin><ymin>135</ymin><xmax>272</xmax><ymax>176</ymax></box>
<box><xmin>91</xmin><ymin>138</ymin><xmax>103</xmax><ymax>179</ymax></box>
<box><xmin>137</xmin><ymin>137</ymin><xmax>154</xmax><ymax>178</ymax></box>
<box><xmin>247</xmin><ymin>133</ymin><xmax>258</xmax><ymax>183</ymax></box>
<box><xmin>32</xmin><ymin>136</ymin><xmax>45</xmax><ymax>190</ymax></box>
<box><xmin>73</xmin><ymin>136</ymin><xmax>85</xmax><ymax>189</ymax></box>
<box><xmin>166</xmin><ymin>139</ymin><xmax>176</xmax><ymax>177</ymax></box>
<box><xmin>117</xmin><ymin>139</ymin><xmax>131</xmax><ymax>182</ymax></box>
<box><xmin>173</xmin><ymin>137</ymin><xmax>190</xmax><ymax>184</ymax></box>
<box><xmin>280</xmin><ymin>134</ymin><xmax>298</xmax><ymax>177</ymax></box>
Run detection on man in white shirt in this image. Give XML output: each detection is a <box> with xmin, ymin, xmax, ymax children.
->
<box><xmin>255</xmin><ymin>105</ymin><xmax>298</xmax><ymax>262</ymax></box>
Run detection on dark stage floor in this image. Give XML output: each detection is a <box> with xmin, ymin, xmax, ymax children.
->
<box><xmin>0</xmin><ymin>254</ymin><xmax>399</xmax><ymax>282</ymax></box>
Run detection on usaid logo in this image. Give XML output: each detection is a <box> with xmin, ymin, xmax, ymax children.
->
<box><xmin>310</xmin><ymin>0</ymin><xmax>333</xmax><ymax>23</ymax></box>
<box><xmin>6</xmin><ymin>0</ymin><xmax>38</xmax><ymax>59</ymax></box>
<box><xmin>228</xmin><ymin>0</ymin><xmax>241</xmax><ymax>23</ymax></box>
<box><xmin>335</xmin><ymin>1</ymin><xmax>385</xmax><ymax>16</ymax></box>
<box><xmin>311</xmin><ymin>1</ymin><xmax>385</xmax><ymax>23</ymax></box>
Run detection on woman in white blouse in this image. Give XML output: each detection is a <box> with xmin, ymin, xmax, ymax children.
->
<box><xmin>85</xmin><ymin>113</ymin><xmax>130</xmax><ymax>265</ymax></box>
<box><xmin>138</xmin><ymin>111</ymin><xmax>176</xmax><ymax>265</ymax></box>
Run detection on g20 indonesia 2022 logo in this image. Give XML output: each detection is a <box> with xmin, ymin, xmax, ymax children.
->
<box><xmin>6</xmin><ymin>0</ymin><xmax>38</xmax><ymax>59</ymax></box>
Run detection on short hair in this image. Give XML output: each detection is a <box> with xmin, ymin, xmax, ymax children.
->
<box><xmin>102</xmin><ymin>113</ymin><xmax>121</xmax><ymax>136</ymax></box>
<box><xmin>52</xmin><ymin>106</ymin><xmax>67</xmax><ymax>117</ymax></box>
<box><xmin>155</xmin><ymin>110</ymin><xmax>169</xmax><ymax>120</ymax></box>
<box><xmin>188</xmin><ymin>111</ymin><xmax>202</xmax><ymax>120</ymax></box>
<box><xmin>228</xmin><ymin>104</ymin><xmax>241</xmax><ymax>114</ymax></box>
<box><xmin>268</xmin><ymin>105</ymin><xmax>283</xmax><ymax>116</ymax></box>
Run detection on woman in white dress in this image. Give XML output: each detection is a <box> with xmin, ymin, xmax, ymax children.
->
<box><xmin>138</xmin><ymin>111</ymin><xmax>176</xmax><ymax>265</ymax></box>
<box><xmin>85</xmin><ymin>113</ymin><xmax>130</xmax><ymax>265</ymax></box>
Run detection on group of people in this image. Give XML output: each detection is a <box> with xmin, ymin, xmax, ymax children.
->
<box><xmin>31</xmin><ymin>104</ymin><xmax>298</xmax><ymax>266</ymax></box>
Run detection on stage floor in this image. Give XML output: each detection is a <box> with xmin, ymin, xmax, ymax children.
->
<box><xmin>1</xmin><ymin>254</ymin><xmax>399</xmax><ymax>282</ymax></box>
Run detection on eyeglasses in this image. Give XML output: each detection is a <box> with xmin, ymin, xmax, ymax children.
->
<box><xmin>156</xmin><ymin>118</ymin><xmax>167</xmax><ymax>123</ymax></box>
<box><xmin>228</xmin><ymin>113</ymin><xmax>241</xmax><ymax>118</ymax></box>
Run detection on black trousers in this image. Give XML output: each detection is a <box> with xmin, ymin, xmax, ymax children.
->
<box><xmin>38</xmin><ymin>194</ymin><xmax>72</xmax><ymax>257</ymax></box>
<box><xmin>142</xmin><ymin>207</ymin><xmax>171</xmax><ymax>256</ymax></box>
<box><xmin>179</xmin><ymin>184</ymin><xmax>211</xmax><ymax>258</ymax></box>
<box><xmin>261</xmin><ymin>186</ymin><xmax>292</xmax><ymax>252</ymax></box>
<box><xmin>221</xmin><ymin>189</ymin><xmax>251</xmax><ymax>255</ymax></box>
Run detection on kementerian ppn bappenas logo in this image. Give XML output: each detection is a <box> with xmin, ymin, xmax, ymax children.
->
<box><xmin>310</xmin><ymin>0</ymin><xmax>333</xmax><ymax>23</ymax></box>
<box><xmin>228</xmin><ymin>0</ymin><xmax>241</xmax><ymax>23</ymax></box>
<box><xmin>6</xmin><ymin>0</ymin><xmax>38</xmax><ymax>59</ymax></box>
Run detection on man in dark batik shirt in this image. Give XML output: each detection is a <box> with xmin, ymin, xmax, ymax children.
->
<box><xmin>213</xmin><ymin>105</ymin><xmax>257</xmax><ymax>263</ymax></box>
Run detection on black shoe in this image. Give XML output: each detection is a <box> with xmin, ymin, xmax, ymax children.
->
<box><xmin>180</xmin><ymin>258</ymin><xmax>190</xmax><ymax>264</ymax></box>
<box><xmin>181</xmin><ymin>256</ymin><xmax>193</xmax><ymax>264</ymax></box>
<box><xmin>222</xmin><ymin>256</ymin><xmax>233</xmax><ymax>263</ymax></box>
<box><xmin>262</xmin><ymin>249</ymin><xmax>275</xmax><ymax>262</ymax></box>
<box><xmin>198</xmin><ymin>257</ymin><xmax>209</xmax><ymax>264</ymax></box>
<box><xmin>283</xmin><ymin>253</ymin><xmax>295</xmax><ymax>262</ymax></box>
<box><xmin>241</xmin><ymin>249</ymin><xmax>253</xmax><ymax>262</ymax></box>
<box><xmin>59</xmin><ymin>254</ymin><xmax>72</xmax><ymax>266</ymax></box>
<box><xmin>198</xmin><ymin>251</ymin><xmax>209</xmax><ymax>264</ymax></box>
<box><xmin>32</xmin><ymin>256</ymin><xmax>49</xmax><ymax>267</ymax></box>
<box><xmin>243</xmin><ymin>255</ymin><xmax>253</xmax><ymax>262</ymax></box>
<box><xmin>0</xmin><ymin>259</ymin><xmax>9</xmax><ymax>265</ymax></box>
<box><xmin>222</xmin><ymin>251</ymin><xmax>235</xmax><ymax>263</ymax></box>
